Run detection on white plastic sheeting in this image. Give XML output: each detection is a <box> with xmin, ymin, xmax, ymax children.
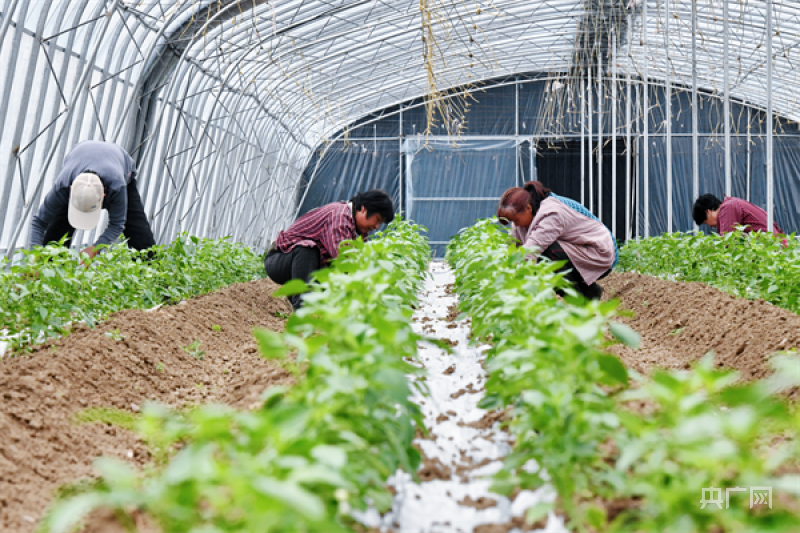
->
<box><xmin>357</xmin><ymin>262</ymin><xmax>566</xmax><ymax>533</ymax></box>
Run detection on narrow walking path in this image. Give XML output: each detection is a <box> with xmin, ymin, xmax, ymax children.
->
<box><xmin>364</xmin><ymin>262</ymin><xmax>567</xmax><ymax>533</ymax></box>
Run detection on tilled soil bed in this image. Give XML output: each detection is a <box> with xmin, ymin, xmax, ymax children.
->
<box><xmin>0</xmin><ymin>278</ymin><xmax>293</xmax><ymax>533</ymax></box>
<box><xmin>603</xmin><ymin>272</ymin><xmax>800</xmax><ymax>380</ymax></box>
<box><xmin>5</xmin><ymin>271</ymin><xmax>799</xmax><ymax>533</ymax></box>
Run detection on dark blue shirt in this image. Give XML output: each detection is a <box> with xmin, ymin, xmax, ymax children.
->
<box><xmin>28</xmin><ymin>141</ymin><xmax>136</xmax><ymax>248</ymax></box>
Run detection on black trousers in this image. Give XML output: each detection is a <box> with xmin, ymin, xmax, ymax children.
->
<box><xmin>42</xmin><ymin>178</ymin><xmax>156</xmax><ymax>252</ymax></box>
<box><xmin>541</xmin><ymin>241</ymin><xmax>610</xmax><ymax>300</ymax></box>
<box><xmin>264</xmin><ymin>246</ymin><xmax>321</xmax><ymax>309</ymax></box>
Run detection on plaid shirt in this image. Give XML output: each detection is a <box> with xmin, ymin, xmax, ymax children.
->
<box><xmin>275</xmin><ymin>202</ymin><xmax>365</xmax><ymax>264</ymax></box>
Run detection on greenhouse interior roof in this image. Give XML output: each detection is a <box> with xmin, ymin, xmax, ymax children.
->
<box><xmin>1</xmin><ymin>0</ymin><xmax>800</xmax><ymax>255</ymax></box>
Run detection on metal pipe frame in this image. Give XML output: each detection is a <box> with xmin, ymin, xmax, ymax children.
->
<box><xmin>2</xmin><ymin>0</ymin><xmax>800</xmax><ymax>256</ymax></box>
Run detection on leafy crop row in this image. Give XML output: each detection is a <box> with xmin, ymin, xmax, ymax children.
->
<box><xmin>618</xmin><ymin>231</ymin><xmax>800</xmax><ymax>314</ymax></box>
<box><xmin>40</xmin><ymin>218</ymin><xmax>431</xmax><ymax>533</ymax></box>
<box><xmin>447</xmin><ymin>219</ymin><xmax>800</xmax><ymax>533</ymax></box>
<box><xmin>1</xmin><ymin>235</ymin><xmax>265</xmax><ymax>352</ymax></box>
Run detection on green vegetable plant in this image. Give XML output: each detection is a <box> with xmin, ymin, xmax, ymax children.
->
<box><xmin>446</xmin><ymin>218</ymin><xmax>800</xmax><ymax>533</ymax></box>
<box><xmin>447</xmin><ymin>219</ymin><xmax>634</xmax><ymax>529</ymax></box>
<box><xmin>104</xmin><ymin>329</ymin><xmax>124</xmax><ymax>341</ymax></box>
<box><xmin>182</xmin><ymin>339</ymin><xmax>205</xmax><ymax>360</ymax></box>
<box><xmin>39</xmin><ymin>217</ymin><xmax>431</xmax><ymax>533</ymax></box>
<box><xmin>618</xmin><ymin>230</ymin><xmax>800</xmax><ymax>314</ymax></box>
<box><xmin>608</xmin><ymin>354</ymin><xmax>800</xmax><ymax>533</ymax></box>
<box><xmin>0</xmin><ymin>234</ymin><xmax>265</xmax><ymax>354</ymax></box>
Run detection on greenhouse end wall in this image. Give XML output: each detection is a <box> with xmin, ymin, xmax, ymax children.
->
<box><xmin>296</xmin><ymin>75</ymin><xmax>800</xmax><ymax>254</ymax></box>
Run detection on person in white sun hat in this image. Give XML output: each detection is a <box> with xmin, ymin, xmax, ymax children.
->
<box><xmin>28</xmin><ymin>140</ymin><xmax>156</xmax><ymax>260</ymax></box>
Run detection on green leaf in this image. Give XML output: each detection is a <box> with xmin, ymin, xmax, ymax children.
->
<box><xmin>253</xmin><ymin>478</ymin><xmax>325</xmax><ymax>518</ymax></box>
<box><xmin>43</xmin><ymin>493</ymin><xmax>104</xmax><ymax>533</ymax></box>
<box><xmin>273</xmin><ymin>279</ymin><xmax>310</xmax><ymax>297</ymax></box>
<box><xmin>525</xmin><ymin>501</ymin><xmax>552</xmax><ymax>524</ymax></box>
<box><xmin>253</xmin><ymin>328</ymin><xmax>286</xmax><ymax>360</ymax></box>
<box><xmin>585</xmin><ymin>504</ymin><xmax>607</xmax><ymax>530</ymax></box>
<box><xmin>93</xmin><ymin>457</ymin><xmax>137</xmax><ymax>489</ymax></box>
<box><xmin>289</xmin><ymin>465</ymin><xmax>349</xmax><ymax>487</ymax></box>
<box><xmin>609</xmin><ymin>322</ymin><xmax>641</xmax><ymax>349</ymax></box>
<box><xmin>767</xmin><ymin>353</ymin><xmax>800</xmax><ymax>393</ymax></box>
<box><xmin>597</xmin><ymin>354</ymin><xmax>629</xmax><ymax>385</ymax></box>
<box><xmin>311</xmin><ymin>445</ymin><xmax>347</xmax><ymax>469</ymax></box>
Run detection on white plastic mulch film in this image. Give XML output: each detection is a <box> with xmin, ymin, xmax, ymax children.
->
<box><xmin>1</xmin><ymin>1</ymin><xmax>800</xmax><ymax>257</ymax></box>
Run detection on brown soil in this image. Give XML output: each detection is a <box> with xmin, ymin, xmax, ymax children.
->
<box><xmin>458</xmin><ymin>408</ymin><xmax>511</xmax><ymax>431</ymax></box>
<box><xmin>602</xmin><ymin>272</ymin><xmax>800</xmax><ymax>380</ymax></box>
<box><xmin>446</xmin><ymin>302</ymin><xmax>461</xmax><ymax>322</ymax></box>
<box><xmin>473</xmin><ymin>515</ymin><xmax>547</xmax><ymax>533</ymax></box>
<box><xmin>458</xmin><ymin>495</ymin><xmax>497</xmax><ymax>510</ymax></box>
<box><xmin>0</xmin><ymin>278</ymin><xmax>293</xmax><ymax>533</ymax></box>
<box><xmin>454</xmin><ymin>453</ymin><xmax>494</xmax><ymax>482</ymax></box>
<box><xmin>417</xmin><ymin>456</ymin><xmax>452</xmax><ymax>482</ymax></box>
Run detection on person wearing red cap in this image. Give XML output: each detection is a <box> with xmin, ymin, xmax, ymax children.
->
<box><xmin>28</xmin><ymin>141</ymin><xmax>156</xmax><ymax>259</ymax></box>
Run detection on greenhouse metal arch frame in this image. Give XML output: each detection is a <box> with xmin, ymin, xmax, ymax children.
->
<box><xmin>1</xmin><ymin>0</ymin><xmax>799</xmax><ymax>259</ymax></box>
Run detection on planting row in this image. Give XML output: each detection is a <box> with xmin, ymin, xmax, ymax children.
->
<box><xmin>1</xmin><ymin>235</ymin><xmax>265</xmax><ymax>353</ymax></box>
<box><xmin>41</xmin><ymin>218</ymin><xmax>430</xmax><ymax>533</ymax></box>
<box><xmin>619</xmin><ymin>230</ymin><xmax>800</xmax><ymax>314</ymax></box>
<box><xmin>447</xmin><ymin>219</ymin><xmax>800</xmax><ymax>533</ymax></box>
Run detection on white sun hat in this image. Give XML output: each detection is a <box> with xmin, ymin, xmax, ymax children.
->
<box><xmin>68</xmin><ymin>172</ymin><xmax>104</xmax><ymax>230</ymax></box>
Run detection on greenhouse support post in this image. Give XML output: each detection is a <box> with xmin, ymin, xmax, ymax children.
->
<box><xmin>746</xmin><ymin>107</ymin><xmax>751</xmax><ymax>202</ymax></box>
<box><xmin>626</xmin><ymin>8</ymin><xmax>632</xmax><ymax>241</ymax></box>
<box><xmin>399</xmin><ymin>103</ymin><xmax>404</xmax><ymax>213</ymax></box>
<box><xmin>767</xmin><ymin>0</ymin><xmax>774</xmax><ymax>231</ymax></box>
<box><xmin>665</xmin><ymin>0</ymin><xmax>672</xmax><ymax>233</ymax></box>
<box><xmin>612</xmin><ymin>26</ymin><xmax>617</xmax><ymax>237</ymax></box>
<box><xmin>597</xmin><ymin>44</ymin><xmax>603</xmax><ymax>220</ymax></box>
<box><xmin>581</xmin><ymin>76</ymin><xmax>586</xmax><ymax>206</ymax></box>
<box><xmin>588</xmin><ymin>57</ymin><xmax>594</xmax><ymax>213</ymax></box>
<box><xmin>724</xmin><ymin>0</ymin><xmax>731</xmax><ymax>197</ymax></box>
<box><xmin>636</xmin><ymin>82</ymin><xmax>642</xmax><ymax>239</ymax></box>
<box><xmin>643</xmin><ymin>0</ymin><xmax>650</xmax><ymax>238</ymax></box>
<box><xmin>515</xmin><ymin>75</ymin><xmax>519</xmax><ymax>187</ymax></box>
<box><xmin>692</xmin><ymin>0</ymin><xmax>699</xmax><ymax>231</ymax></box>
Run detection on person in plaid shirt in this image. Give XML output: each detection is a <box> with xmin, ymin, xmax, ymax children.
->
<box><xmin>264</xmin><ymin>189</ymin><xmax>395</xmax><ymax>309</ymax></box>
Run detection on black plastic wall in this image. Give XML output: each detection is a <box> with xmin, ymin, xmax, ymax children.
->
<box><xmin>296</xmin><ymin>75</ymin><xmax>800</xmax><ymax>255</ymax></box>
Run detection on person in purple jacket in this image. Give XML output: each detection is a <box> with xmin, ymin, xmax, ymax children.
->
<box><xmin>692</xmin><ymin>194</ymin><xmax>784</xmax><ymax>237</ymax></box>
<box><xmin>497</xmin><ymin>181</ymin><xmax>617</xmax><ymax>300</ymax></box>
<box><xmin>28</xmin><ymin>140</ymin><xmax>156</xmax><ymax>260</ymax></box>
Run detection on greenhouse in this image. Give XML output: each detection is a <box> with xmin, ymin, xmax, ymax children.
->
<box><xmin>1</xmin><ymin>1</ymin><xmax>799</xmax><ymax>533</ymax></box>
